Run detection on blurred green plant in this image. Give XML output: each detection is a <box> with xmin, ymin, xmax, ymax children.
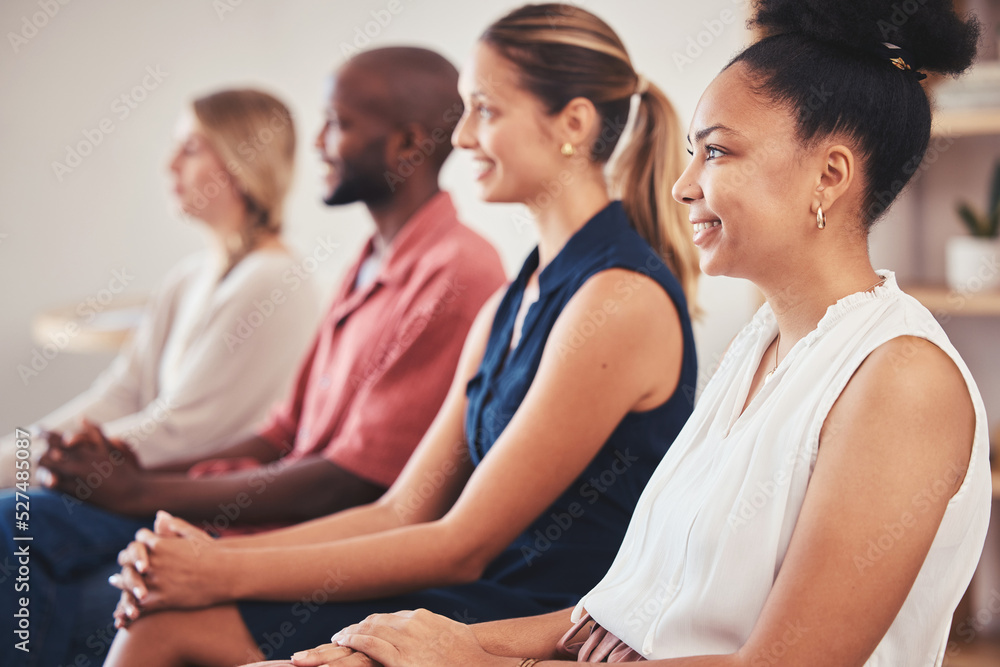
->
<box><xmin>957</xmin><ymin>160</ymin><xmax>1000</xmax><ymax>238</ymax></box>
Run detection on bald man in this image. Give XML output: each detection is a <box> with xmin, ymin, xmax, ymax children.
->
<box><xmin>7</xmin><ymin>47</ymin><xmax>505</xmax><ymax>667</ymax></box>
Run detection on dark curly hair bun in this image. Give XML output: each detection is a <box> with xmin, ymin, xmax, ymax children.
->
<box><xmin>750</xmin><ymin>0</ymin><xmax>980</xmax><ymax>75</ymax></box>
<box><xmin>731</xmin><ymin>0</ymin><xmax>981</xmax><ymax>227</ymax></box>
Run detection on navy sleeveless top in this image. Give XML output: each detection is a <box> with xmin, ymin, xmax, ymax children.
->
<box><xmin>464</xmin><ymin>201</ymin><xmax>698</xmax><ymax>605</ymax></box>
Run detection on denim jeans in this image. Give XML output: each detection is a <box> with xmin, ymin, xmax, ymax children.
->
<box><xmin>0</xmin><ymin>489</ymin><xmax>153</xmax><ymax>667</ymax></box>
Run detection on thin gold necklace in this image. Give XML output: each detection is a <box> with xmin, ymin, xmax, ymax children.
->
<box><xmin>765</xmin><ymin>333</ymin><xmax>781</xmax><ymax>384</ymax></box>
<box><xmin>764</xmin><ymin>275</ymin><xmax>886</xmax><ymax>384</ymax></box>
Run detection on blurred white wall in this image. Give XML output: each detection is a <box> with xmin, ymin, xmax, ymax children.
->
<box><xmin>0</xmin><ymin>0</ymin><xmax>758</xmax><ymax>434</ymax></box>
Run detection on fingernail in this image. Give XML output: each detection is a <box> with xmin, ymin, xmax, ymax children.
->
<box><xmin>136</xmin><ymin>561</ymin><xmax>147</xmax><ymax>573</ymax></box>
<box><xmin>330</xmin><ymin>632</ymin><xmax>341</xmax><ymax>642</ymax></box>
<box><xmin>133</xmin><ymin>587</ymin><xmax>144</xmax><ymax>600</ymax></box>
<box><xmin>292</xmin><ymin>652</ymin><xmax>306</xmax><ymax>659</ymax></box>
<box><xmin>108</xmin><ymin>574</ymin><xmax>119</xmax><ymax>585</ymax></box>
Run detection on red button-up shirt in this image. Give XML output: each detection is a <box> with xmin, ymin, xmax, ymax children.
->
<box><xmin>256</xmin><ymin>191</ymin><xmax>505</xmax><ymax>487</ymax></box>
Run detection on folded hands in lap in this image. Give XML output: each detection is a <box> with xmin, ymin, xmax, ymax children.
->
<box><xmin>109</xmin><ymin>510</ymin><xmax>221</xmax><ymax>627</ymax></box>
<box><xmin>110</xmin><ymin>518</ymin><xmax>496</xmax><ymax>666</ymax></box>
<box><xmin>38</xmin><ymin>420</ymin><xmax>144</xmax><ymax>510</ymax></box>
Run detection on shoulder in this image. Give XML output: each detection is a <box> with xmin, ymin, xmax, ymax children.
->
<box><xmin>227</xmin><ymin>249</ymin><xmax>306</xmax><ymax>295</ymax></box>
<box><xmin>232</xmin><ymin>248</ymin><xmax>300</xmax><ymax>280</ymax></box>
<box><xmin>428</xmin><ymin>219</ymin><xmax>505</xmax><ymax>277</ymax></box>
<box><xmin>830</xmin><ymin>288</ymin><xmax>972</xmax><ymax>419</ymax></box>
<box><xmin>151</xmin><ymin>251</ymin><xmax>211</xmax><ymax>305</ymax></box>
<box><xmin>217</xmin><ymin>250</ymin><xmax>320</xmax><ymax>318</ymax></box>
<box><xmin>825</xmin><ymin>335</ymin><xmax>975</xmax><ymax>490</ymax></box>
<box><xmin>410</xmin><ymin>222</ymin><xmax>507</xmax><ymax>302</ymax></box>
<box><xmin>548</xmin><ymin>268</ymin><xmax>682</xmax><ymax>361</ymax></box>
<box><xmin>854</xmin><ymin>336</ymin><xmax>971</xmax><ymax>416</ymax></box>
<box><xmin>574</xmin><ymin>267</ymin><xmax>679</xmax><ymax>325</ymax></box>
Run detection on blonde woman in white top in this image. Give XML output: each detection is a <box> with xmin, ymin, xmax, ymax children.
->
<box><xmin>0</xmin><ymin>89</ymin><xmax>319</xmax><ymax>485</ymax></box>
<box><xmin>276</xmin><ymin>1</ymin><xmax>991</xmax><ymax>666</ymax></box>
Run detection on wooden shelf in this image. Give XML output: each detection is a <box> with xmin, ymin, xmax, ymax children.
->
<box><xmin>32</xmin><ymin>296</ymin><xmax>146</xmax><ymax>354</ymax></box>
<box><xmin>903</xmin><ymin>285</ymin><xmax>1000</xmax><ymax>317</ymax></box>
<box><xmin>932</xmin><ymin>108</ymin><xmax>1000</xmax><ymax>138</ymax></box>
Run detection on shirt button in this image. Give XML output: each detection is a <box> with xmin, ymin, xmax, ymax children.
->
<box><xmin>319</xmin><ymin>376</ymin><xmax>331</xmax><ymax>389</ymax></box>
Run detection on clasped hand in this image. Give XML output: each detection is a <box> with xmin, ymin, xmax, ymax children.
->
<box><xmin>38</xmin><ymin>420</ymin><xmax>144</xmax><ymax>511</ymax></box>
<box><xmin>110</xmin><ymin>510</ymin><xmax>222</xmax><ymax>627</ymax></box>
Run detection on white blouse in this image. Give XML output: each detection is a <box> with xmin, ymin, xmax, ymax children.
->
<box><xmin>575</xmin><ymin>271</ymin><xmax>991</xmax><ymax>666</ymax></box>
<box><xmin>3</xmin><ymin>249</ymin><xmax>320</xmax><ymax>472</ymax></box>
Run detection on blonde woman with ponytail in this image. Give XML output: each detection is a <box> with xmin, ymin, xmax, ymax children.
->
<box><xmin>103</xmin><ymin>7</ymin><xmax>698</xmax><ymax>665</ymax></box>
<box><xmin>0</xmin><ymin>89</ymin><xmax>318</xmax><ymax>488</ymax></box>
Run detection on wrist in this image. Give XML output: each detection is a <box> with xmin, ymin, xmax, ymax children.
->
<box><xmin>122</xmin><ymin>472</ymin><xmax>154</xmax><ymax>516</ymax></box>
<box><xmin>214</xmin><ymin>547</ymin><xmax>243</xmax><ymax>601</ymax></box>
<box><xmin>473</xmin><ymin>655</ymin><xmax>526</xmax><ymax>667</ymax></box>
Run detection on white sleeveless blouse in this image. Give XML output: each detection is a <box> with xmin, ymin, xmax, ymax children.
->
<box><xmin>575</xmin><ymin>271</ymin><xmax>991</xmax><ymax>665</ymax></box>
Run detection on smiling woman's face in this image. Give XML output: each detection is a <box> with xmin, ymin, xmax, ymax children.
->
<box><xmin>672</xmin><ymin>63</ymin><xmax>828</xmax><ymax>281</ymax></box>
<box><xmin>452</xmin><ymin>42</ymin><xmax>573</xmax><ymax>206</ymax></box>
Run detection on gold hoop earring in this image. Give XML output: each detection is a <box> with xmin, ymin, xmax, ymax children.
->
<box><xmin>560</xmin><ymin>142</ymin><xmax>575</xmax><ymax>157</ymax></box>
<box><xmin>816</xmin><ymin>206</ymin><xmax>827</xmax><ymax>230</ymax></box>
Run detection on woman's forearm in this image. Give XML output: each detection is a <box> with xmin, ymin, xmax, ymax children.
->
<box><xmin>223</xmin><ymin>518</ymin><xmax>481</xmax><ymax>602</ymax></box>
<box><xmin>528</xmin><ymin>658</ymin><xmax>738</xmax><ymax>667</ymax></box>
<box><xmin>219</xmin><ymin>499</ymin><xmax>401</xmax><ymax>549</ymax></box>
<box><xmin>472</xmin><ymin>608</ymin><xmax>575</xmax><ymax>660</ymax></box>
<box><xmin>469</xmin><ymin>610</ymin><xmax>741</xmax><ymax>666</ymax></box>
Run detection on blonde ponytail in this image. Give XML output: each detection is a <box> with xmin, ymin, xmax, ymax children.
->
<box><xmin>612</xmin><ymin>83</ymin><xmax>699</xmax><ymax>315</ymax></box>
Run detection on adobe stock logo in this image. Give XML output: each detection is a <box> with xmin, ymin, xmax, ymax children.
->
<box><xmin>7</xmin><ymin>0</ymin><xmax>72</xmax><ymax>54</ymax></box>
<box><xmin>672</xmin><ymin>3</ymin><xmax>741</xmax><ymax>72</ymax></box>
<box><xmin>338</xmin><ymin>0</ymin><xmax>410</xmax><ymax>58</ymax></box>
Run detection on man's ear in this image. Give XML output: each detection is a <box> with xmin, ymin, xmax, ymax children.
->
<box><xmin>387</xmin><ymin>122</ymin><xmax>432</xmax><ymax>167</ymax></box>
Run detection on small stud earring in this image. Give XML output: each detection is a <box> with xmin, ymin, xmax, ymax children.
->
<box><xmin>560</xmin><ymin>142</ymin><xmax>575</xmax><ymax>157</ymax></box>
<box><xmin>816</xmin><ymin>206</ymin><xmax>827</xmax><ymax>230</ymax></box>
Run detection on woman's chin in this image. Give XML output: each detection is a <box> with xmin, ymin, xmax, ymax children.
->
<box><xmin>473</xmin><ymin>181</ymin><xmax>499</xmax><ymax>203</ymax></box>
<box><xmin>172</xmin><ymin>201</ymin><xmax>203</xmax><ymax>223</ymax></box>
<box><xmin>698</xmin><ymin>253</ymin><xmax>731</xmax><ymax>279</ymax></box>
<box><xmin>477</xmin><ymin>187</ymin><xmax>524</xmax><ymax>207</ymax></box>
